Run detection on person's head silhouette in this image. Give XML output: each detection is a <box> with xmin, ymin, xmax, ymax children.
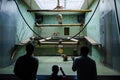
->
<box><xmin>26</xmin><ymin>42</ymin><xmax>34</xmax><ymax>56</ymax></box>
<box><xmin>52</xmin><ymin>65</ymin><xmax>59</xmax><ymax>74</ymax></box>
<box><xmin>80</xmin><ymin>46</ymin><xmax>89</xmax><ymax>57</ymax></box>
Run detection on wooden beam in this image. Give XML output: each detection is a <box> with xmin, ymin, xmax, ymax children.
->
<box><xmin>62</xmin><ymin>42</ymin><xmax>78</xmax><ymax>45</ymax></box>
<box><xmin>27</xmin><ymin>9</ymin><xmax>92</xmax><ymax>13</ymax></box>
<box><xmin>39</xmin><ymin>41</ymin><xmax>78</xmax><ymax>45</ymax></box>
<box><xmin>36</xmin><ymin>23</ymin><xmax>83</xmax><ymax>27</ymax></box>
<box><xmin>17</xmin><ymin>36</ymin><xmax>35</xmax><ymax>45</ymax></box>
<box><xmin>84</xmin><ymin>36</ymin><xmax>99</xmax><ymax>45</ymax></box>
<box><xmin>20</xmin><ymin>38</ymin><xmax>30</xmax><ymax>45</ymax></box>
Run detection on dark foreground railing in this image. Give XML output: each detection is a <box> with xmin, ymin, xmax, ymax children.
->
<box><xmin>0</xmin><ymin>74</ymin><xmax>120</xmax><ymax>80</ymax></box>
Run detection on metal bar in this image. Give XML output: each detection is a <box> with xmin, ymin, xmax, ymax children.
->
<box><xmin>27</xmin><ymin>9</ymin><xmax>92</xmax><ymax>12</ymax></box>
<box><xmin>36</xmin><ymin>23</ymin><xmax>83</xmax><ymax>27</ymax></box>
<box><xmin>40</xmin><ymin>41</ymin><xmax>78</xmax><ymax>45</ymax></box>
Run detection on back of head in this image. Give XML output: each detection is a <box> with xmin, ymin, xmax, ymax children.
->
<box><xmin>26</xmin><ymin>42</ymin><xmax>34</xmax><ymax>55</ymax></box>
<box><xmin>52</xmin><ymin>65</ymin><xmax>59</xmax><ymax>74</ymax></box>
<box><xmin>80</xmin><ymin>46</ymin><xmax>89</xmax><ymax>57</ymax></box>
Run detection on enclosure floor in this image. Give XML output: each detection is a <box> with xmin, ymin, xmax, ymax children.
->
<box><xmin>0</xmin><ymin>56</ymin><xmax>120</xmax><ymax>75</ymax></box>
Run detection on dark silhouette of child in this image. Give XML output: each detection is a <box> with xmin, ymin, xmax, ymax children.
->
<box><xmin>49</xmin><ymin>65</ymin><xmax>66</xmax><ymax>80</ymax></box>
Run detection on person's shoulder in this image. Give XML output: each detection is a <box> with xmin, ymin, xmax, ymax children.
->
<box><xmin>17</xmin><ymin>55</ymin><xmax>25</xmax><ymax>60</ymax></box>
<box><xmin>74</xmin><ymin>56</ymin><xmax>82</xmax><ymax>61</ymax></box>
<box><xmin>32</xmin><ymin>56</ymin><xmax>39</xmax><ymax>62</ymax></box>
<box><xmin>87</xmin><ymin>57</ymin><xmax>96</xmax><ymax>63</ymax></box>
<box><xmin>76</xmin><ymin>56</ymin><xmax>82</xmax><ymax>59</ymax></box>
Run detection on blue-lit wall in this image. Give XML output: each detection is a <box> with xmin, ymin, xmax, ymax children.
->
<box><xmin>0</xmin><ymin>0</ymin><xmax>35</xmax><ymax>67</ymax></box>
<box><xmin>0</xmin><ymin>0</ymin><xmax>17</xmax><ymax>67</ymax></box>
<box><xmin>99</xmin><ymin>0</ymin><xmax>120</xmax><ymax>72</ymax></box>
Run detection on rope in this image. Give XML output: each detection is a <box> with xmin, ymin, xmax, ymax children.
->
<box><xmin>14</xmin><ymin>0</ymin><xmax>100</xmax><ymax>41</ymax></box>
<box><xmin>71</xmin><ymin>0</ymin><xmax>100</xmax><ymax>39</ymax></box>
<box><xmin>14</xmin><ymin>0</ymin><xmax>43</xmax><ymax>39</ymax></box>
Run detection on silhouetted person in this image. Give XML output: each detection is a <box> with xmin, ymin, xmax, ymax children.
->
<box><xmin>14</xmin><ymin>42</ymin><xmax>39</xmax><ymax>80</ymax></box>
<box><xmin>72</xmin><ymin>46</ymin><xmax>97</xmax><ymax>80</ymax></box>
<box><xmin>49</xmin><ymin>65</ymin><xmax>66</xmax><ymax>80</ymax></box>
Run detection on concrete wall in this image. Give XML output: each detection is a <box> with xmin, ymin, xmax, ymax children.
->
<box><xmin>85</xmin><ymin>0</ymin><xmax>100</xmax><ymax>43</ymax></box>
<box><xmin>13</xmin><ymin>0</ymin><xmax>36</xmax><ymax>59</ymax></box>
<box><xmin>16</xmin><ymin>0</ymin><xmax>35</xmax><ymax>43</ymax></box>
<box><xmin>85</xmin><ymin>0</ymin><xmax>103</xmax><ymax>62</ymax></box>
<box><xmin>34</xmin><ymin>14</ymin><xmax>85</xmax><ymax>38</ymax></box>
